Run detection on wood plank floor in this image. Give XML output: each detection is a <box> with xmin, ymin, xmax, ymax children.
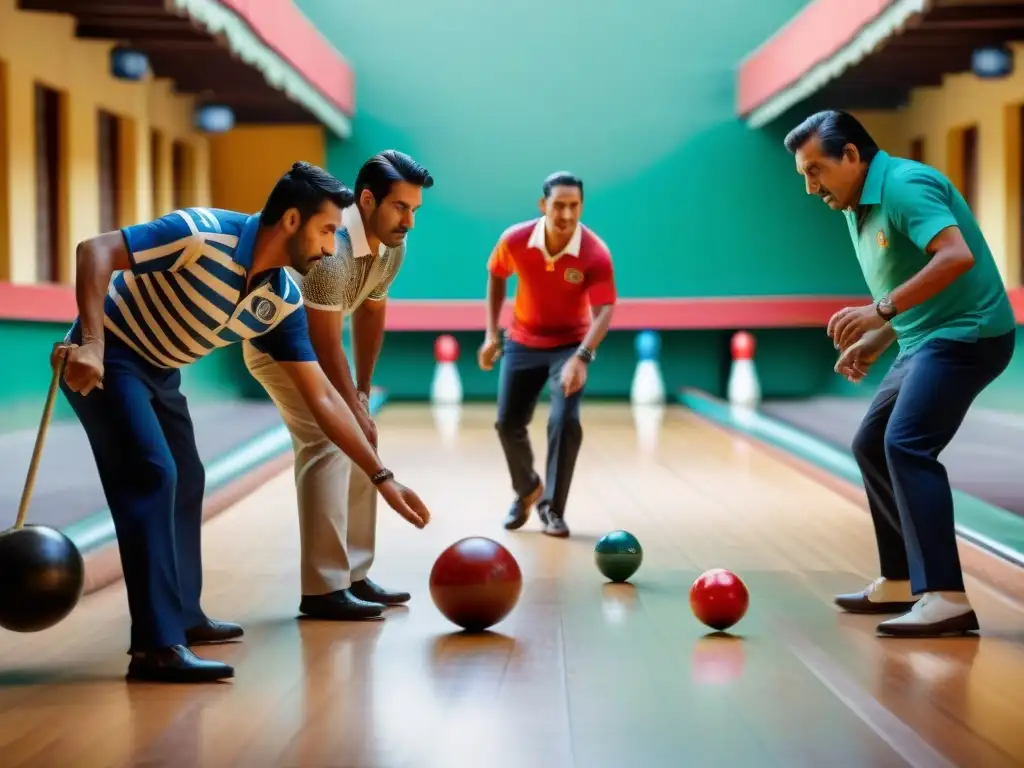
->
<box><xmin>1</xmin><ymin>402</ymin><xmax>1023</xmax><ymax>768</ymax></box>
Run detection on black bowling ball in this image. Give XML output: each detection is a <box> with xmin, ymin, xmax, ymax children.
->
<box><xmin>0</xmin><ymin>524</ymin><xmax>85</xmax><ymax>632</ymax></box>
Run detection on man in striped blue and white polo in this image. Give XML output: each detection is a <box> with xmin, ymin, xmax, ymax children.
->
<box><xmin>56</xmin><ymin>162</ymin><xmax>431</xmax><ymax>684</ymax></box>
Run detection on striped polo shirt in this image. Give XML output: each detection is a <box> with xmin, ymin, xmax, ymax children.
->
<box><xmin>69</xmin><ymin>207</ymin><xmax>317</xmax><ymax>369</ymax></box>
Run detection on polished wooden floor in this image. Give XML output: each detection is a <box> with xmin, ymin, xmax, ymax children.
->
<box><xmin>2</xmin><ymin>403</ymin><xmax>1024</xmax><ymax>767</ymax></box>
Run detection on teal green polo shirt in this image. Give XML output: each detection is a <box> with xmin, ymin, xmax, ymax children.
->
<box><xmin>844</xmin><ymin>150</ymin><xmax>1015</xmax><ymax>355</ymax></box>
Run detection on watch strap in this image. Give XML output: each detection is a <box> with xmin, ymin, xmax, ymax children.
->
<box><xmin>370</xmin><ymin>468</ymin><xmax>394</xmax><ymax>486</ymax></box>
<box><xmin>875</xmin><ymin>297</ymin><xmax>897</xmax><ymax>319</ymax></box>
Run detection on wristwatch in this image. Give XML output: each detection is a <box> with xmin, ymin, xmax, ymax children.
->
<box><xmin>575</xmin><ymin>346</ymin><xmax>595</xmax><ymax>364</ymax></box>
<box><xmin>370</xmin><ymin>468</ymin><xmax>394</xmax><ymax>486</ymax></box>
<box><xmin>875</xmin><ymin>296</ymin><xmax>898</xmax><ymax>320</ymax></box>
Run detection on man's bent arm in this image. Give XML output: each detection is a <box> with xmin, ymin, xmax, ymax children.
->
<box><xmin>306</xmin><ymin>305</ymin><xmax>363</xmax><ymax>412</ymax></box>
<box><xmin>486</xmin><ymin>274</ymin><xmax>507</xmax><ymax>338</ymax></box>
<box><xmin>75</xmin><ymin>231</ymin><xmax>131</xmax><ymax>343</ymax></box>
<box><xmin>77</xmin><ymin>209</ymin><xmax>206</xmax><ymax>344</ymax></box>
<box><xmin>887</xmin><ymin>227</ymin><xmax>975</xmax><ymax>312</ymax></box>
<box><xmin>352</xmin><ymin>299</ymin><xmax>387</xmax><ymax>396</ymax></box>
<box><xmin>581</xmin><ymin>304</ymin><xmax>614</xmax><ymax>352</ymax></box>
<box><xmin>278</xmin><ymin>360</ymin><xmax>386</xmax><ymax>477</ymax></box>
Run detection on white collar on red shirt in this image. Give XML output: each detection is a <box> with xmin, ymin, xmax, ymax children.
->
<box><xmin>528</xmin><ymin>217</ymin><xmax>582</xmax><ymax>259</ymax></box>
<box><xmin>342</xmin><ymin>204</ymin><xmax>385</xmax><ymax>259</ymax></box>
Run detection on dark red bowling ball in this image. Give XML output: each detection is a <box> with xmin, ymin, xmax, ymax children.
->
<box><xmin>689</xmin><ymin>568</ymin><xmax>749</xmax><ymax>631</ymax></box>
<box><xmin>429</xmin><ymin>537</ymin><xmax>522</xmax><ymax>632</ymax></box>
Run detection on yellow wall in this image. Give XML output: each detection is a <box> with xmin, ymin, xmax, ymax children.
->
<box><xmin>208</xmin><ymin>126</ymin><xmax>325</xmax><ymax>213</ymax></box>
<box><xmin>856</xmin><ymin>43</ymin><xmax>1024</xmax><ymax>289</ymax></box>
<box><xmin>0</xmin><ymin>0</ymin><xmax>210</xmax><ymax>285</ymax></box>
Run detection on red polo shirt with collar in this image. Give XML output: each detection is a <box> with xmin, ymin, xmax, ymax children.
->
<box><xmin>487</xmin><ymin>218</ymin><xmax>617</xmax><ymax>349</ymax></box>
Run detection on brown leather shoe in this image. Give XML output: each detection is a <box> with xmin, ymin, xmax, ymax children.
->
<box><xmin>876</xmin><ymin>594</ymin><xmax>980</xmax><ymax>637</ymax></box>
<box><xmin>503</xmin><ymin>478</ymin><xmax>544</xmax><ymax>530</ymax></box>
<box><xmin>877</xmin><ymin>610</ymin><xmax>980</xmax><ymax>638</ymax></box>
<box><xmin>834</xmin><ymin>578</ymin><xmax>918</xmax><ymax>614</ymax></box>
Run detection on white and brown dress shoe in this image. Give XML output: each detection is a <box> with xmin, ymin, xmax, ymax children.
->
<box><xmin>876</xmin><ymin>592</ymin><xmax>979</xmax><ymax>638</ymax></box>
<box><xmin>834</xmin><ymin>577</ymin><xmax>919</xmax><ymax>615</ymax></box>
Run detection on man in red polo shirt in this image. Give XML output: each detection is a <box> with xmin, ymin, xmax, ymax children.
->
<box><xmin>478</xmin><ymin>171</ymin><xmax>617</xmax><ymax>538</ymax></box>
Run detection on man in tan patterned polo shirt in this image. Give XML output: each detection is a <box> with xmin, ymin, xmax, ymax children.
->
<box><xmin>244</xmin><ymin>150</ymin><xmax>433</xmax><ymax>621</ymax></box>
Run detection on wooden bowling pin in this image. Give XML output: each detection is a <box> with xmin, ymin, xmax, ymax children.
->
<box><xmin>726</xmin><ymin>331</ymin><xmax>760</xmax><ymax>409</ymax></box>
<box><xmin>431</xmin><ymin>334</ymin><xmax>463</xmax><ymax>405</ymax></box>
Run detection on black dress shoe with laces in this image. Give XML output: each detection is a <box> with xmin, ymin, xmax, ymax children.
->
<box><xmin>299</xmin><ymin>589</ymin><xmax>385</xmax><ymax>620</ymax></box>
<box><xmin>185</xmin><ymin>618</ymin><xmax>244</xmax><ymax>646</ymax></box>
<box><xmin>350</xmin><ymin>577</ymin><xmax>410</xmax><ymax>605</ymax></box>
<box><xmin>126</xmin><ymin>645</ymin><xmax>234</xmax><ymax>683</ymax></box>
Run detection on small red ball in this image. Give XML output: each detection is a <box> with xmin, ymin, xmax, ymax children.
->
<box><xmin>689</xmin><ymin>568</ymin><xmax>749</xmax><ymax>632</ymax></box>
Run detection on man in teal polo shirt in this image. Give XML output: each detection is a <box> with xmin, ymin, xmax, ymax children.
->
<box><xmin>784</xmin><ymin>110</ymin><xmax>1016</xmax><ymax>638</ymax></box>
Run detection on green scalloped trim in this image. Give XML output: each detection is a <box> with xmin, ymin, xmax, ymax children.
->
<box><xmin>171</xmin><ymin>0</ymin><xmax>352</xmax><ymax>138</ymax></box>
<box><xmin>746</xmin><ymin>0</ymin><xmax>930</xmax><ymax>129</ymax></box>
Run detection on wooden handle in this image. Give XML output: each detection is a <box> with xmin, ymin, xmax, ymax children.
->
<box><xmin>14</xmin><ymin>350</ymin><xmax>68</xmax><ymax>530</ymax></box>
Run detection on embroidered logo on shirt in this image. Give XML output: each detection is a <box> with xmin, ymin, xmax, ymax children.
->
<box><xmin>564</xmin><ymin>268</ymin><xmax>584</xmax><ymax>284</ymax></box>
<box><xmin>251</xmin><ymin>296</ymin><xmax>278</xmax><ymax>323</ymax></box>
<box><xmin>876</xmin><ymin>230</ymin><xmax>888</xmax><ymax>248</ymax></box>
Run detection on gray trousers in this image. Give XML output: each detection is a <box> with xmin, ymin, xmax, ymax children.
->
<box><xmin>243</xmin><ymin>342</ymin><xmax>377</xmax><ymax>595</ymax></box>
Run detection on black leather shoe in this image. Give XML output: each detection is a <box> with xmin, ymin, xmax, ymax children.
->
<box><xmin>186</xmin><ymin>618</ymin><xmax>244</xmax><ymax>646</ymax></box>
<box><xmin>539</xmin><ymin>504</ymin><xmax>570</xmax><ymax>538</ymax></box>
<box><xmin>299</xmin><ymin>589</ymin><xmax>384</xmax><ymax>620</ymax></box>
<box><xmin>350</xmin><ymin>577</ymin><xmax>410</xmax><ymax>605</ymax></box>
<box><xmin>503</xmin><ymin>478</ymin><xmax>544</xmax><ymax>530</ymax></box>
<box><xmin>126</xmin><ymin>645</ymin><xmax>234</xmax><ymax>683</ymax></box>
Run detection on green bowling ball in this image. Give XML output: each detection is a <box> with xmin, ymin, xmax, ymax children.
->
<box><xmin>594</xmin><ymin>530</ymin><xmax>643</xmax><ymax>583</ymax></box>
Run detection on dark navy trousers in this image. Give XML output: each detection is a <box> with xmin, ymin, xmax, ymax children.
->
<box><xmin>851</xmin><ymin>331</ymin><xmax>1015</xmax><ymax>595</ymax></box>
<box><xmin>495</xmin><ymin>340</ymin><xmax>583</xmax><ymax>516</ymax></box>
<box><xmin>62</xmin><ymin>331</ymin><xmax>207</xmax><ymax>652</ymax></box>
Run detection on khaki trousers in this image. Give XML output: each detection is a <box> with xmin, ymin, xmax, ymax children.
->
<box><xmin>243</xmin><ymin>342</ymin><xmax>377</xmax><ymax>595</ymax></box>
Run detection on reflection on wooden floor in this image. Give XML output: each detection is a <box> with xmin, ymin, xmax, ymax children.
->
<box><xmin>1</xmin><ymin>403</ymin><xmax>1023</xmax><ymax>767</ymax></box>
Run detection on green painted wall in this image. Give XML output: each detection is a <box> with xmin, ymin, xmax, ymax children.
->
<box><xmin>363</xmin><ymin>326</ymin><xmax>1023</xmax><ymax>408</ymax></box>
<box><xmin>298</xmin><ymin>0</ymin><xmax>868</xmax><ymax>300</ymax></box>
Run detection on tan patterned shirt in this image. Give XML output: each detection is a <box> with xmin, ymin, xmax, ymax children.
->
<box><xmin>299</xmin><ymin>204</ymin><xmax>405</xmax><ymax>315</ymax></box>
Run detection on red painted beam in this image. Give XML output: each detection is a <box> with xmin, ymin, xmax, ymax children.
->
<box><xmin>217</xmin><ymin>0</ymin><xmax>354</xmax><ymax>116</ymax></box>
<box><xmin>737</xmin><ymin>0</ymin><xmax>897</xmax><ymax>117</ymax></box>
<box><xmin>379</xmin><ymin>296</ymin><xmax>875</xmax><ymax>331</ymax></box>
<box><xmin>5</xmin><ymin>282</ymin><xmax>1020</xmax><ymax>331</ymax></box>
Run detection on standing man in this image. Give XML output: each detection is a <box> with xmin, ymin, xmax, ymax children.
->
<box><xmin>478</xmin><ymin>172</ymin><xmax>617</xmax><ymax>538</ymax></box>
<box><xmin>245</xmin><ymin>150</ymin><xmax>434</xmax><ymax>622</ymax></box>
<box><xmin>784</xmin><ymin>110</ymin><xmax>1016</xmax><ymax>638</ymax></box>
<box><xmin>57</xmin><ymin>161</ymin><xmax>430</xmax><ymax>683</ymax></box>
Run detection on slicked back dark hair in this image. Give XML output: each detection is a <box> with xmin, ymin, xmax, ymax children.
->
<box><xmin>355</xmin><ymin>150</ymin><xmax>434</xmax><ymax>204</ymax></box>
<box><xmin>260</xmin><ymin>161</ymin><xmax>354</xmax><ymax>226</ymax></box>
<box><xmin>783</xmin><ymin>110</ymin><xmax>880</xmax><ymax>164</ymax></box>
<box><xmin>543</xmin><ymin>171</ymin><xmax>584</xmax><ymax>200</ymax></box>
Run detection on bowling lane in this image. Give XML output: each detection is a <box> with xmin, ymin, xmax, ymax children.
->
<box><xmin>1</xmin><ymin>403</ymin><xmax>1024</xmax><ymax>767</ymax></box>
